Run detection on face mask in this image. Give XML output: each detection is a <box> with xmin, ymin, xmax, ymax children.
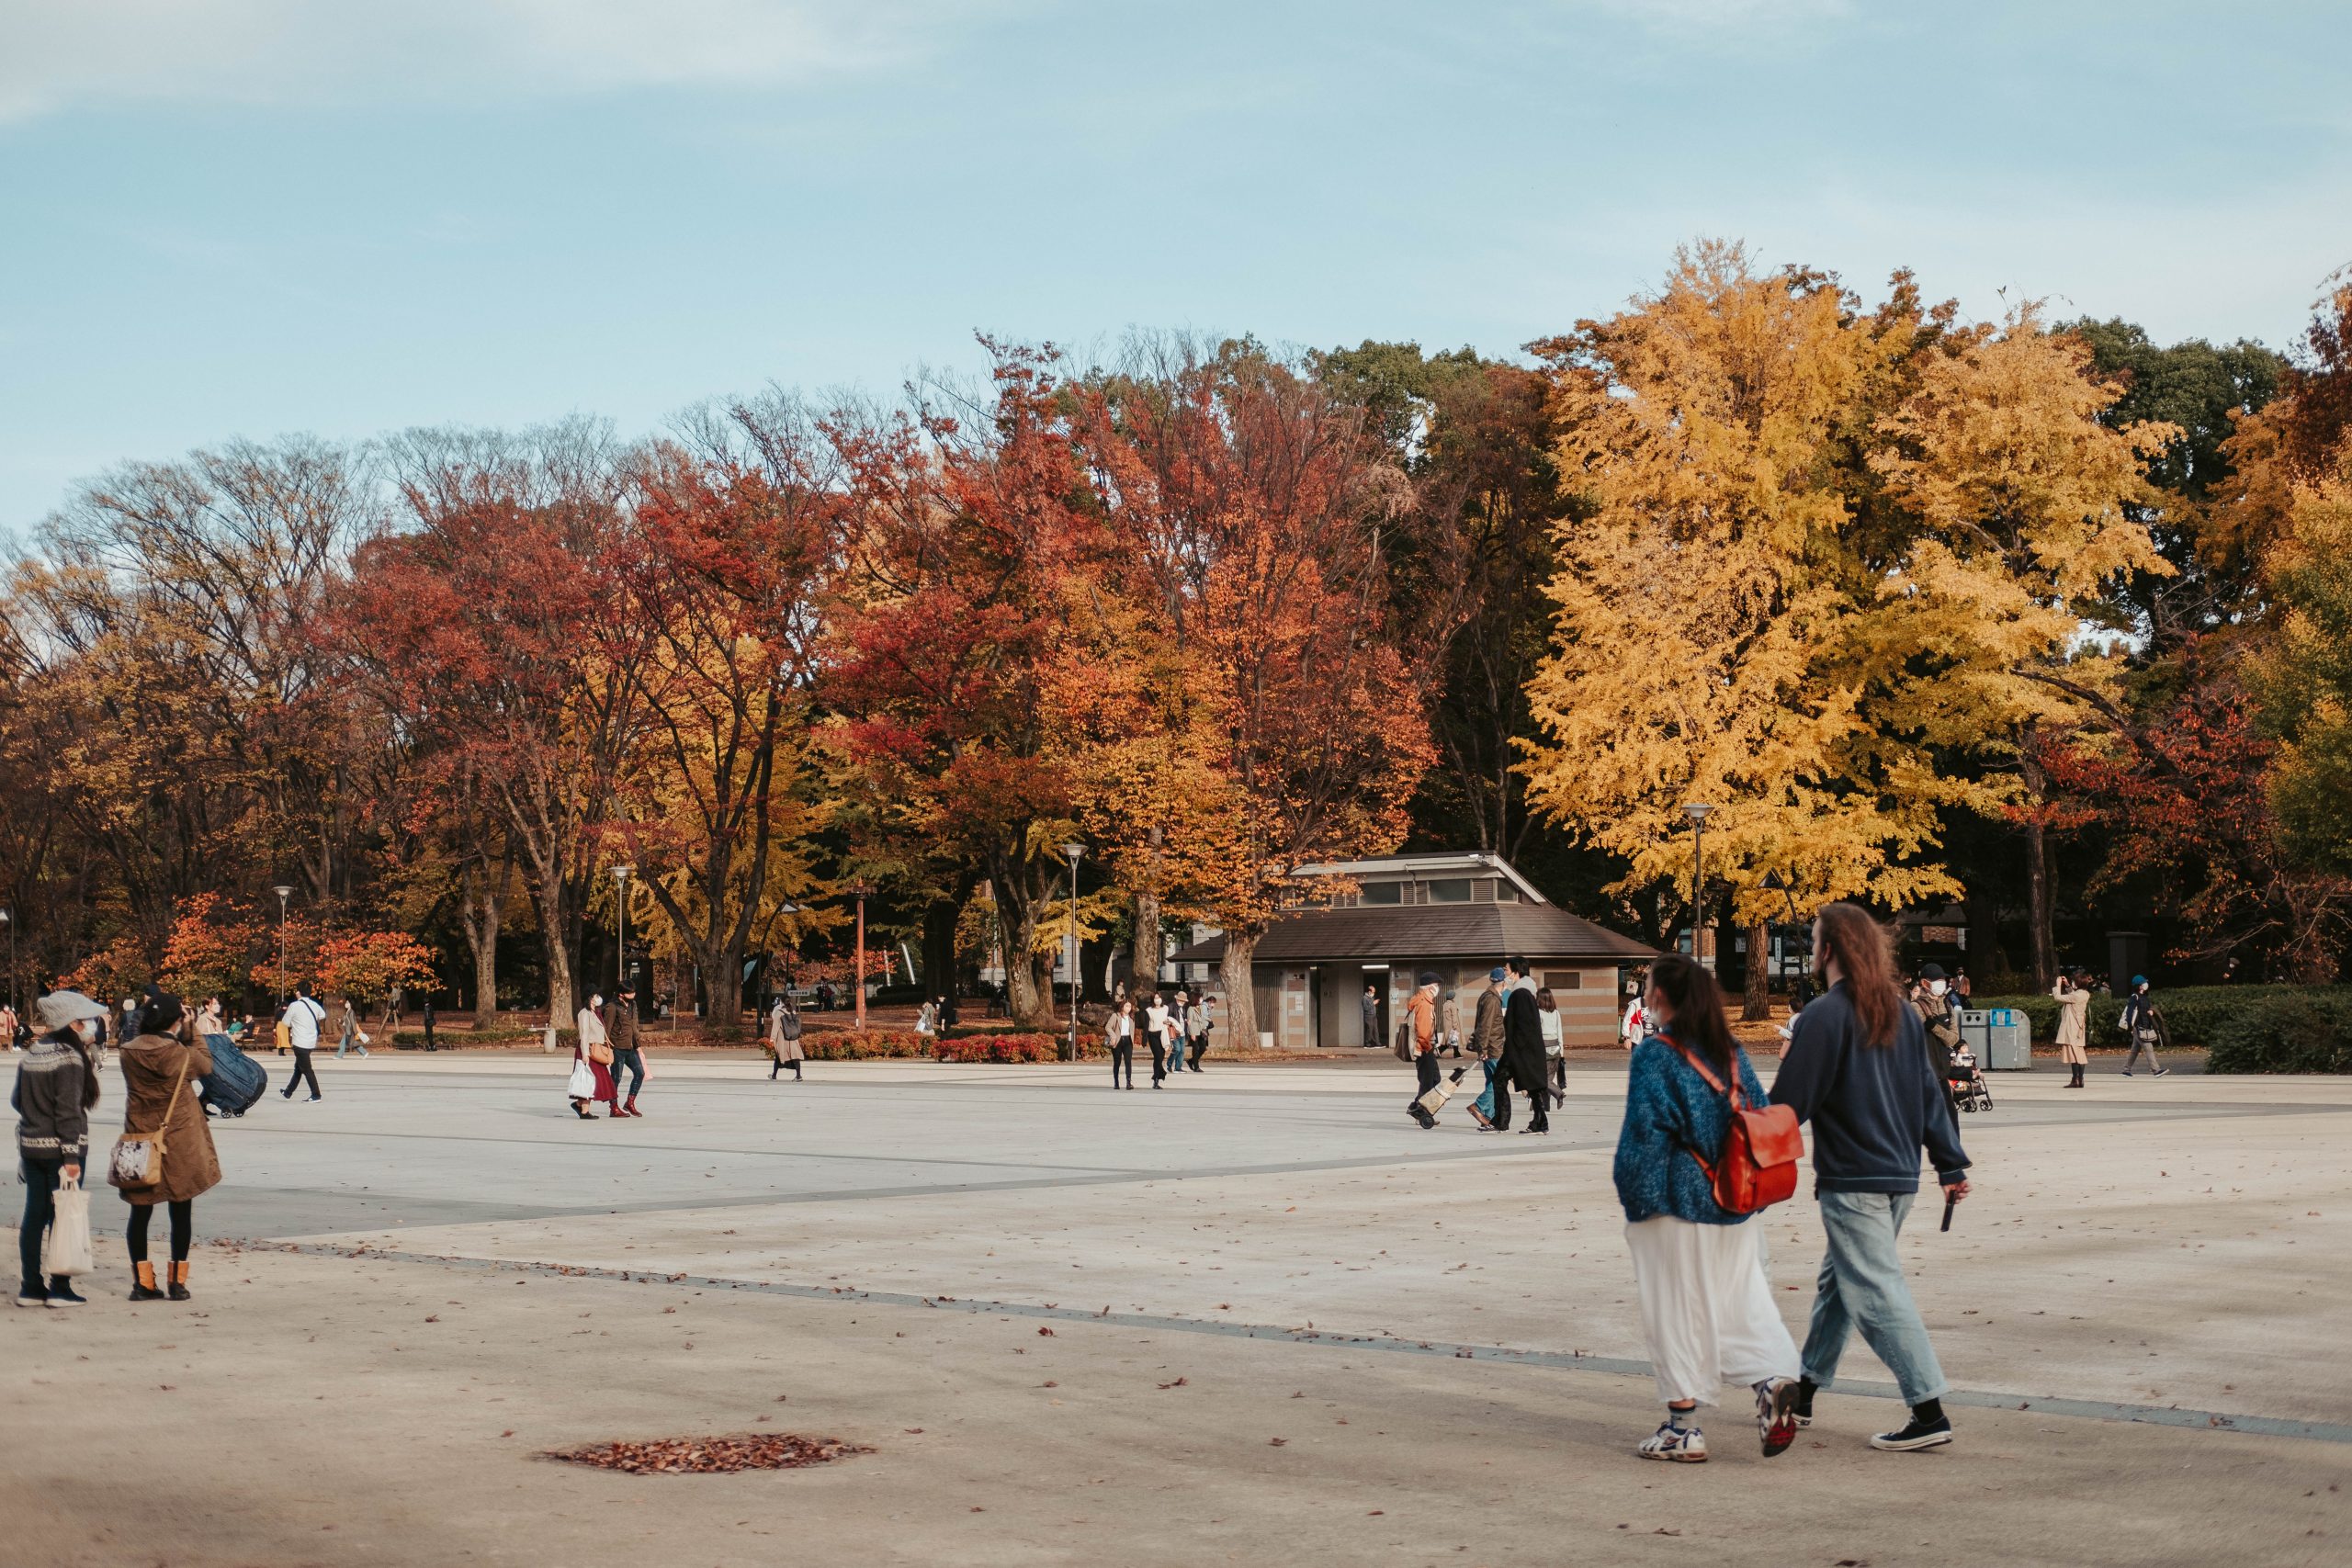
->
<box><xmin>1928</xmin><ymin>980</ymin><xmax>1947</xmax><ymax>998</ymax></box>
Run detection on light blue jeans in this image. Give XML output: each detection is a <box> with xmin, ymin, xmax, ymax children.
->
<box><xmin>1799</xmin><ymin>1190</ymin><xmax>1950</xmax><ymax>1405</ymax></box>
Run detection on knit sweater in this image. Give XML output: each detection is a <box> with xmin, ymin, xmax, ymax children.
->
<box><xmin>1611</xmin><ymin>1032</ymin><xmax>1769</xmax><ymax>1225</ymax></box>
<box><xmin>12</xmin><ymin>1032</ymin><xmax>91</xmax><ymax>1164</ymax></box>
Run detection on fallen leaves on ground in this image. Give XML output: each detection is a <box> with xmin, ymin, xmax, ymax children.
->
<box><xmin>541</xmin><ymin>1433</ymin><xmax>873</xmax><ymax>1475</ymax></box>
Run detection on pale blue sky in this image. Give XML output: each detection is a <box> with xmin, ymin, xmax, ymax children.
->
<box><xmin>3</xmin><ymin>1</ymin><xmax>2346</xmax><ymax>534</ymax></box>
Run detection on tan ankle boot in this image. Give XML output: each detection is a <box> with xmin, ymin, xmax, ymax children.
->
<box><xmin>130</xmin><ymin>1260</ymin><xmax>164</xmax><ymax>1302</ymax></box>
<box><xmin>168</xmin><ymin>1259</ymin><xmax>192</xmax><ymax>1301</ymax></box>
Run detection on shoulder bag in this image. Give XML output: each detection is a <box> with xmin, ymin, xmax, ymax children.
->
<box><xmin>1669</xmin><ymin>1041</ymin><xmax>1803</xmax><ymax>1215</ymax></box>
<box><xmin>107</xmin><ymin>1051</ymin><xmax>190</xmax><ymax>1192</ymax></box>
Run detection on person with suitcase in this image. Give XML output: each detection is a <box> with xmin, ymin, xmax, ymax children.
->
<box><xmin>1401</xmin><ymin>973</ymin><xmax>1441</xmax><ymax>1126</ymax></box>
<box><xmin>15</xmin><ymin>989</ymin><xmax>107</xmax><ymax>1308</ymax></box>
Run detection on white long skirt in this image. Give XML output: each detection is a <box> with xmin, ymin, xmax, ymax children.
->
<box><xmin>1624</xmin><ymin>1214</ymin><xmax>1800</xmax><ymax>1405</ymax></box>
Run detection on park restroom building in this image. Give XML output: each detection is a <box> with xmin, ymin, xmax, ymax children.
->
<box><xmin>1173</xmin><ymin>852</ymin><xmax>1657</xmax><ymax>1050</ymax></box>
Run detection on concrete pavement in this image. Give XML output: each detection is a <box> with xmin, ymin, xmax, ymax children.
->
<box><xmin>5</xmin><ymin>1053</ymin><xmax>2349</xmax><ymax>1565</ymax></box>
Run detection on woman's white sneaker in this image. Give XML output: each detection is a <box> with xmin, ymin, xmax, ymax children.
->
<box><xmin>1637</xmin><ymin>1422</ymin><xmax>1708</xmax><ymax>1462</ymax></box>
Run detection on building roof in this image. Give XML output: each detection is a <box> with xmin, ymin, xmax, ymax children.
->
<box><xmin>1171</xmin><ymin>902</ymin><xmax>1657</xmax><ymax>965</ymax></box>
<box><xmin>1289</xmin><ymin>851</ymin><xmax>1549</xmax><ymax>904</ymax></box>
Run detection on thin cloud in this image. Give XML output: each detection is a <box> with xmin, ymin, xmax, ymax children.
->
<box><xmin>0</xmin><ymin>0</ymin><xmax>1027</xmax><ymax>121</ymax></box>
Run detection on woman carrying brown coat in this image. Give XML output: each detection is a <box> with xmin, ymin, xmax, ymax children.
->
<box><xmin>111</xmin><ymin>991</ymin><xmax>221</xmax><ymax>1302</ymax></box>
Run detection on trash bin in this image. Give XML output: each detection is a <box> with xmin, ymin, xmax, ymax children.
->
<box><xmin>1983</xmin><ymin>1008</ymin><xmax>2031</xmax><ymax>1070</ymax></box>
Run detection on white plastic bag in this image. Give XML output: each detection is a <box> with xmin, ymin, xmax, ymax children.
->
<box><xmin>41</xmin><ymin>1178</ymin><xmax>94</xmax><ymax>1278</ymax></box>
<box><xmin>565</xmin><ymin>1060</ymin><xmax>596</xmax><ymax>1099</ymax></box>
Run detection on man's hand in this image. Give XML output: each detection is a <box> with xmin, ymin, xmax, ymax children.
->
<box><xmin>1942</xmin><ymin>1178</ymin><xmax>1972</xmax><ymax>1202</ymax></box>
<box><xmin>62</xmin><ymin>1163</ymin><xmax>81</xmax><ymax>1181</ymax></box>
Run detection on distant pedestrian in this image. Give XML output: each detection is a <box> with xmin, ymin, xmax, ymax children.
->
<box><xmin>113</xmin><ymin>992</ymin><xmax>221</xmax><ymax>1303</ymax></box>
<box><xmin>1186</xmin><ymin>993</ymin><xmax>1212</xmax><ymax>1071</ymax></box>
<box><xmin>1539</xmin><ymin>987</ymin><xmax>1566</xmax><ymax>1107</ymax></box>
<box><xmin>1108</xmin><ymin>998</ymin><xmax>1136</xmax><ymax>1089</ymax></box>
<box><xmin>1466</xmin><ymin>1038</ymin><xmax>1499</xmax><ymax>1131</ymax></box>
<box><xmin>1146</xmin><ymin>994</ymin><xmax>1172</xmax><ymax>1087</ymax></box>
<box><xmin>422</xmin><ymin>998</ymin><xmax>437</xmax><ymax>1052</ymax></box>
<box><xmin>2052</xmin><ymin>970</ymin><xmax>2089</xmax><ymax>1089</ymax></box>
<box><xmin>1473</xmin><ymin>967</ymin><xmax>1506</xmax><ymax>1061</ymax></box>
<box><xmin>1613</xmin><ymin>955</ymin><xmax>1801</xmax><ymax>1462</ymax></box>
<box><xmin>609</xmin><ymin>985</ymin><xmax>646</xmax><ymax>1116</ymax></box>
<box><xmin>914</xmin><ymin>998</ymin><xmax>939</xmax><ymax>1039</ymax></box>
<box><xmin>767</xmin><ymin>997</ymin><xmax>805</xmax><ymax>1081</ymax></box>
<box><xmin>1911</xmin><ymin>964</ymin><xmax>1961</xmax><ymax>1086</ymax></box>
<box><xmin>195</xmin><ymin>997</ymin><xmax>224</xmax><ymax>1036</ymax></box>
<box><xmin>1403</xmin><ymin>973</ymin><xmax>1441</xmax><ymax>1126</ymax></box>
<box><xmin>1440</xmin><ymin>988</ymin><xmax>1464</xmax><ymax>1058</ymax></box>
<box><xmin>1620</xmin><ymin>979</ymin><xmax>1645</xmax><ymax>1050</ymax></box>
<box><xmin>334</xmin><ymin>995</ymin><xmax>369</xmax><ymax>1058</ymax></box>
<box><xmin>2119</xmin><ymin>976</ymin><xmax>2170</xmax><ymax>1077</ymax></box>
<box><xmin>279</xmin><ymin>983</ymin><xmax>325</xmax><ymax>1100</ymax></box>
<box><xmin>1498</xmin><ymin>957</ymin><xmax>1549</xmax><ymax>1134</ymax></box>
<box><xmin>1773</xmin><ymin>903</ymin><xmax>1973</xmax><ymax>1452</ymax></box>
<box><xmin>1361</xmin><ymin>983</ymin><xmax>1382</xmax><ymax>1050</ymax></box>
<box><xmin>15</xmin><ymin>990</ymin><xmax>106</xmax><ymax>1308</ymax></box>
<box><xmin>571</xmin><ymin>994</ymin><xmax>614</xmax><ymax>1119</ymax></box>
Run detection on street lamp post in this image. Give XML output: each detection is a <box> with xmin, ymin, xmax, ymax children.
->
<box><xmin>0</xmin><ymin>906</ymin><xmax>13</xmax><ymax>1018</ymax></box>
<box><xmin>1682</xmin><ymin>804</ymin><xmax>1713</xmax><ymax>966</ymax></box>
<box><xmin>610</xmin><ymin>865</ymin><xmax>634</xmax><ymax>1010</ymax></box>
<box><xmin>273</xmin><ymin>885</ymin><xmax>295</xmax><ymax>1003</ymax></box>
<box><xmin>852</xmin><ymin>886</ymin><xmax>872</xmax><ymax>1032</ymax></box>
<box><xmin>1061</xmin><ymin>842</ymin><xmax>1086</xmax><ymax>1063</ymax></box>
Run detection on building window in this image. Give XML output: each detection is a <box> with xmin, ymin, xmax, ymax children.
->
<box><xmin>1360</xmin><ymin>881</ymin><xmax>1402</xmax><ymax>905</ymax></box>
<box><xmin>1426</xmin><ymin>878</ymin><xmax>1471</xmax><ymax>903</ymax></box>
<box><xmin>1493</xmin><ymin>880</ymin><xmax>1519</xmax><ymax>901</ymax></box>
<box><xmin>1544</xmin><ymin>971</ymin><xmax>1583</xmax><ymax>989</ymax></box>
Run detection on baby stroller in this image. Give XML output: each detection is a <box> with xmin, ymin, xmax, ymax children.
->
<box><xmin>1946</xmin><ymin>1043</ymin><xmax>1992</xmax><ymax>1113</ymax></box>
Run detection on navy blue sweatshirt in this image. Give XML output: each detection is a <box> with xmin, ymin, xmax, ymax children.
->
<box><xmin>1770</xmin><ymin>981</ymin><xmax>1969</xmax><ymax>1194</ymax></box>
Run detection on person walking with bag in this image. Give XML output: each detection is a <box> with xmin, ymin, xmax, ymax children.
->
<box><xmin>279</xmin><ymin>982</ymin><xmax>325</xmax><ymax>1100</ymax></box>
<box><xmin>1772</xmin><ymin>903</ymin><xmax>1973</xmax><ymax>1452</ymax></box>
<box><xmin>1108</xmin><ymin>998</ymin><xmax>1136</xmax><ymax>1089</ymax></box>
<box><xmin>569</xmin><ymin>995</ymin><xmax>616</xmax><ymax>1120</ymax></box>
<box><xmin>334</xmin><ymin>995</ymin><xmax>369</xmax><ymax>1059</ymax></box>
<box><xmin>15</xmin><ymin>990</ymin><xmax>107</xmax><ymax>1308</ymax></box>
<box><xmin>767</xmin><ymin>996</ymin><xmax>806</xmax><ymax>1081</ymax></box>
<box><xmin>1539</xmin><ymin>986</ymin><xmax>1566</xmax><ymax>1109</ymax></box>
<box><xmin>608</xmin><ymin>984</ymin><xmax>647</xmax><ymax>1115</ymax></box>
<box><xmin>1145</xmin><ymin>993</ymin><xmax>1172</xmax><ymax>1088</ymax></box>
<box><xmin>1498</xmin><ymin>957</ymin><xmax>1550</xmax><ymax>1134</ymax></box>
<box><xmin>2119</xmin><ymin>976</ymin><xmax>2170</xmax><ymax>1077</ymax></box>
<box><xmin>110</xmin><ymin>992</ymin><xmax>221</xmax><ymax>1303</ymax></box>
<box><xmin>1401</xmin><ymin>974</ymin><xmax>1441</xmax><ymax>1126</ymax></box>
<box><xmin>1612</xmin><ymin>956</ymin><xmax>1802</xmax><ymax>1461</ymax></box>
<box><xmin>2052</xmin><ymin>969</ymin><xmax>2090</xmax><ymax>1089</ymax></box>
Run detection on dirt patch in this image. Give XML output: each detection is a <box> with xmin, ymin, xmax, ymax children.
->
<box><xmin>542</xmin><ymin>1433</ymin><xmax>874</xmax><ymax>1475</ymax></box>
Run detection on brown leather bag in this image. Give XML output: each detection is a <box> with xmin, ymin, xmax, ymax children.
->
<box><xmin>1670</xmin><ymin>1042</ymin><xmax>1804</xmax><ymax>1214</ymax></box>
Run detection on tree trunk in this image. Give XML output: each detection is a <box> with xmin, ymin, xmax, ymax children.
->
<box><xmin>703</xmin><ymin>945</ymin><xmax>747</xmax><ymax>1039</ymax></box>
<box><xmin>1963</xmin><ymin>892</ymin><xmax>2007</xmax><ymax>988</ymax></box>
<box><xmin>1131</xmin><ymin>886</ymin><xmax>1163</xmax><ymax>998</ymax></box>
<box><xmin>2021</xmin><ymin>748</ymin><xmax>2057</xmax><ymax>990</ymax></box>
<box><xmin>1743</xmin><ymin>917</ymin><xmax>1770</xmax><ymax>1021</ymax></box>
<box><xmin>1002</xmin><ymin>895</ymin><xmax>1054</xmax><ymax>1029</ymax></box>
<box><xmin>459</xmin><ymin>875</ymin><xmax>502</xmax><ymax>1030</ymax></box>
<box><xmin>922</xmin><ymin>897</ymin><xmax>961</xmax><ymax>1026</ymax></box>
<box><xmin>534</xmin><ymin>863</ymin><xmax>576</xmax><ymax>1027</ymax></box>
<box><xmin>1218</xmin><ymin>929</ymin><xmax>1260</xmax><ymax>1054</ymax></box>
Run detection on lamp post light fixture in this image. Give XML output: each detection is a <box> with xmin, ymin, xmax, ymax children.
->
<box><xmin>610</xmin><ymin>865</ymin><xmax>634</xmax><ymax>1007</ymax></box>
<box><xmin>1061</xmin><ymin>841</ymin><xmax>1087</xmax><ymax>1063</ymax></box>
<box><xmin>1682</xmin><ymin>804</ymin><xmax>1714</xmax><ymax>965</ymax></box>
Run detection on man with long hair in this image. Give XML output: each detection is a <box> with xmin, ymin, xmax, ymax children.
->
<box><xmin>1771</xmin><ymin>902</ymin><xmax>1973</xmax><ymax>1452</ymax></box>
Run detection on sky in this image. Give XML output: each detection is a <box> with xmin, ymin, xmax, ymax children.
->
<box><xmin>3</xmin><ymin>0</ymin><xmax>2348</xmax><ymax>534</ymax></box>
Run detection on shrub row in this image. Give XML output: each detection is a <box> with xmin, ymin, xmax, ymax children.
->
<box><xmin>1974</xmin><ymin>984</ymin><xmax>2352</xmax><ymax>1072</ymax></box>
<box><xmin>794</xmin><ymin>1030</ymin><xmax>1104</xmax><ymax>1063</ymax></box>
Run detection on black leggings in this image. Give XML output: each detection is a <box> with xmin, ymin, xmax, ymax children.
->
<box><xmin>1111</xmin><ymin>1043</ymin><xmax>1133</xmax><ymax>1088</ymax></box>
<box><xmin>18</xmin><ymin>1156</ymin><xmax>64</xmax><ymax>1291</ymax></box>
<box><xmin>127</xmin><ymin>1200</ymin><xmax>194</xmax><ymax>1264</ymax></box>
<box><xmin>770</xmin><ymin>1055</ymin><xmax>802</xmax><ymax>1079</ymax></box>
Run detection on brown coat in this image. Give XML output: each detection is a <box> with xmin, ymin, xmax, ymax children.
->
<box><xmin>115</xmin><ymin>1032</ymin><xmax>222</xmax><ymax>1205</ymax></box>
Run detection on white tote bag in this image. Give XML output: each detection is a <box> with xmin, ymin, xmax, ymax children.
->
<box><xmin>41</xmin><ymin>1177</ymin><xmax>95</xmax><ymax>1278</ymax></box>
<box><xmin>565</xmin><ymin>1057</ymin><xmax>597</xmax><ymax>1099</ymax></box>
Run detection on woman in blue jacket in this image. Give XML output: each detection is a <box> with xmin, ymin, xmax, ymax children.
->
<box><xmin>1612</xmin><ymin>954</ymin><xmax>1801</xmax><ymax>1463</ymax></box>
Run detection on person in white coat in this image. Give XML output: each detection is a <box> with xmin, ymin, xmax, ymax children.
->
<box><xmin>571</xmin><ymin>996</ymin><xmax>614</xmax><ymax>1121</ymax></box>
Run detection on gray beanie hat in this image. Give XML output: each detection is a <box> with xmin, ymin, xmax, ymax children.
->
<box><xmin>37</xmin><ymin>989</ymin><xmax>108</xmax><ymax>1032</ymax></box>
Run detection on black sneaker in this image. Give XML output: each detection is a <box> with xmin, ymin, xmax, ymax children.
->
<box><xmin>1870</xmin><ymin>1413</ymin><xmax>1953</xmax><ymax>1451</ymax></box>
<box><xmin>1792</xmin><ymin>1379</ymin><xmax>1816</xmax><ymax>1427</ymax></box>
<box><xmin>14</xmin><ymin>1288</ymin><xmax>46</xmax><ymax>1309</ymax></box>
<box><xmin>44</xmin><ymin>1281</ymin><xmax>87</xmax><ymax>1308</ymax></box>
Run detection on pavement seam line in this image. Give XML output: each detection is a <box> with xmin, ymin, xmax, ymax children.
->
<box><xmin>241</xmin><ymin>1239</ymin><xmax>2352</xmax><ymax>1448</ymax></box>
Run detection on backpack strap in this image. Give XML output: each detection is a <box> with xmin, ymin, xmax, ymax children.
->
<box><xmin>1667</xmin><ymin>1037</ymin><xmax>1744</xmax><ymax>1111</ymax></box>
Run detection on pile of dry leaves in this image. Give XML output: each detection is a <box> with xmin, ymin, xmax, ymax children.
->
<box><xmin>542</xmin><ymin>1433</ymin><xmax>873</xmax><ymax>1475</ymax></box>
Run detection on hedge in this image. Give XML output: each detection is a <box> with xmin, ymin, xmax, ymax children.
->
<box><xmin>1976</xmin><ymin>984</ymin><xmax>2352</xmax><ymax>1071</ymax></box>
<box><xmin>797</xmin><ymin>1029</ymin><xmax>1103</xmax><ymax>1062</ymax></box>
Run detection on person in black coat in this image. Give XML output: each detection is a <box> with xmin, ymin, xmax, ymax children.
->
<box><xmin>1497</xmin><ymin>955</ymin><xmax>1551</xmax><ymax>1134</ymax></box>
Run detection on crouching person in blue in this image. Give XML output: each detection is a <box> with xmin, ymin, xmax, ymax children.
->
<box><xmin>1772</xmin><ymin>902</ymin><xmax>1973</xmax><ymax>1452</ymax></box>
<box><xmin>1611</xmin><ymin>954</ymin><xmax>1802</xmax><ymax>1463</ymax></box>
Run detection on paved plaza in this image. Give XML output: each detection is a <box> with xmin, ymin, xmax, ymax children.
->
<box><xmin>6</xmin><ymin>1052</ymin><xmax>2351</xmax><ymax>1566</ymax></box>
